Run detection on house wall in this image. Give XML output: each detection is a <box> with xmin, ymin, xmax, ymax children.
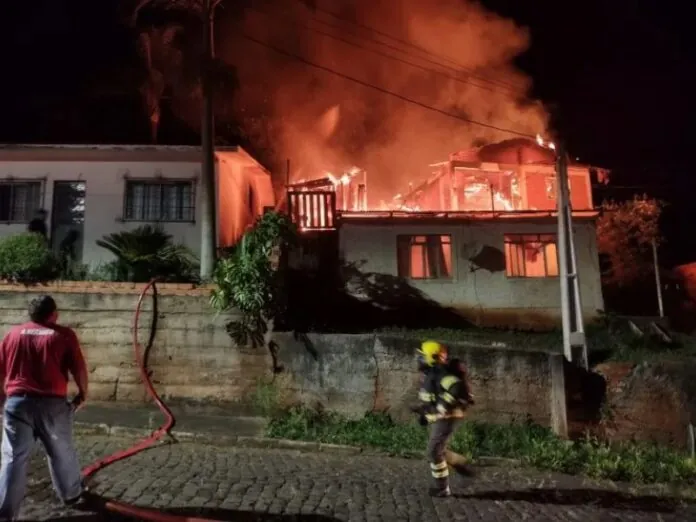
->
<box><xmin>0</xmin><ymin>158</ymin><xmax>202</xmax><ymax>267</ymax></box>
<box><xmin>521</xmin><ymin>166</ymin><xmax>593</xmax><ymax>211</ymax></box>
<box><xmin>339</xmin><ymin>219</ymin><xmax>604</xmax><ymax>329</ymax></box>
<box><xmin>0</xmin><ymin>147</ymin><xmax>274</xmax><ymax>268</ymax></box>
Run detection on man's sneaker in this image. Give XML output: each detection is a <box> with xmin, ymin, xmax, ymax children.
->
<box><xmin>63</xmin><ymin>484</ymin><xmax>91</xmax><ymax>507</ymax></box>
<box><xmin>429</xmin><ymin>487</ymin><xmax>452</xmax><ymax>498</ymax></box>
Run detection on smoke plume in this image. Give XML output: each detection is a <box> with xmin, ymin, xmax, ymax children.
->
<box><xmin>219</xmin><ymin>0</ymin><xmax>548</xmax><ymax>202</ymax></box>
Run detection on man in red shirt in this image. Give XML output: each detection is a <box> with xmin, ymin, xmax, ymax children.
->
<box><xmin>0</xmin><ymin>295</ymin><xmax>89</xmax><ymax>520</ymax></box>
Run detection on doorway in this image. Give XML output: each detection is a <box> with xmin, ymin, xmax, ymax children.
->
<box><xmin>51</xmin><ymin>181</ymin><xmax>86</xmax><ymax>264</ymax></box>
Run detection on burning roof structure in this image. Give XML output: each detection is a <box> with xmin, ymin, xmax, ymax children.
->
<box><xmin>286</xmin><ymin>137</ymin><xmax>601</xmax><ymax>231</ymax></box>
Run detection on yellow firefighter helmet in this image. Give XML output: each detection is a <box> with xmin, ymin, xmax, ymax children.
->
<box><xmin>418</xmin><ymin>340</ymin><xmax>447</xmax><ymax>366</ymax></box>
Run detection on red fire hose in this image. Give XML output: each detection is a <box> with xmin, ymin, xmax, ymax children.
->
<box><xmin>79</xmin><ymin>279</ymin><xmax>222</xmax><ymax>522</ymax></box>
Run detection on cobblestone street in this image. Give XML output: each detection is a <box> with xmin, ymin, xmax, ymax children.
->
<box><xmin>17</xmin><ymin>435</ymin><xmax>696</xmax><ymax>521</ymax></box>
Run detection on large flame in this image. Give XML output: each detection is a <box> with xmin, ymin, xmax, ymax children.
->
<box><xmin>221</xmin><ymin>0</ymin><xmax>549</xmax><ymax>203</ymax></box>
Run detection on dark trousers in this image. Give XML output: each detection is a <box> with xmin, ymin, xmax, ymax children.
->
<box><xmin>427</xmin><ymin>418</ymin><xmax>460</xmax><ymax>491</ymax></box>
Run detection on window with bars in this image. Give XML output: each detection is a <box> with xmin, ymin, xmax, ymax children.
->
<box><xmin>397</xmin><ymin>235</ymin><xmax>453</xmax><ymax>280</ymax></box>
<box><xmin>504</xmin><ymin>233</ymin><xmax>559</xmax><ymax>278</ymax></box>
<box><xmin>0</xmin><ymin>181</ymin><xmax>42</xmax><ymax>223</ymax></box>
<box><xmin>123</xmin><ymin>180</ymin><xmax>195</xmax><ymax>222</ymax></box>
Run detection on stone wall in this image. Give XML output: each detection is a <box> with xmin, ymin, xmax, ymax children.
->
<box><xmin>595</xmin><ymin>362</ymin><xmax>696</xmax><ymax>449</ymax></box>
<box><xmin>0</xmin><ymin>282</ymin><xmax>567</xmax><ymax>435</ymax></box>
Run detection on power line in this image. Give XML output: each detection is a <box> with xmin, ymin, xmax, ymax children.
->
<box><xmin>246</xmin><ymin>4</ymin><xmax>524</xmax><ymax>98</ymax></box>
<box><xmin>240</xmin><ymin>31</ymin><xmax>537</xmax><ymax>139</ymax></box>
<box><xmin>287</xmin><ymin>0</ymin><xmax>526</xmax><ymax>93</ymax></box>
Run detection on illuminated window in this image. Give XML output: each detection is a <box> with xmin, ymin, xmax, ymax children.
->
<box><xmin>545</xmin><ymin>176</ymin><xmax>557</xmax><ymax>200</ymax></box>
<box><xmin>504</xmin><ymin>234</ymin><xmax>559</xmax><ymax>278</ymax></box>
<box><xmin>0</xmin><ymin>181</ymin><xmax>42</xmax><ymax>223</ymax></box>
<box><xmin>397</xmin><ymin>235</ymin><xmax>453</xmax><ymax>280</ymax></box>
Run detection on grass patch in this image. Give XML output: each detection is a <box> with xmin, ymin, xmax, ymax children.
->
<box><xmin>267</xmin><ymin>407</ymin><xmax>696</xmax><ymax>485</ymax></box>
<box><xmin>378</xmin><ymin>319</ymin><xmax>696</xmax><ymax>364</ymax></box>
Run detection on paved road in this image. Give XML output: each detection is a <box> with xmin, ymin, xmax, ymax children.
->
<box><xmin>17</xmin><ymin>435</ymin><xmax>696</xmax><ymax>521</ymax></box>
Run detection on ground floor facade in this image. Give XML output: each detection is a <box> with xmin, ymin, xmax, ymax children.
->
<box><xmin>0</xmin><ymin>145</ymin><xmax>273</xmax><ymax>269</ymax></box>
<box><xmin>338</xmin><ymin>214</ymin><xmax>604</xmax><ymax>329</ymax></box>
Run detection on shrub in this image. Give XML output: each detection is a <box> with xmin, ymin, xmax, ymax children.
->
<box><xmin>0</xmin><ymin>232</ymin><xmax>58</xmax><ymax>284</ymax></box>
<box><xmin>211</xmin><ymin>211</ymin><xmax>296</xmax><ymax>348</ymax></box>
<box><xmin>96</xmin><ymin>225</ymin><xmax>199</xmax><ymax>283</ymax></box>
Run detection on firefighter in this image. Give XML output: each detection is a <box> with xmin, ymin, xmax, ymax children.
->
<box><xmin>416</xmin><ymin>341</ymin><xmax>475</xmax><ymax>497</ymax></box>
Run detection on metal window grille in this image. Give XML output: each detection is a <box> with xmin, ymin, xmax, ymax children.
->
<box><xmin>123</xmin><ymin>180</ymin><xmax>196</xmax><ymax>222</ymax></box>
<box><xmin>0</xmin><ymin>181</ymin><xmax>42</xmax><ymax>223</ymax></box>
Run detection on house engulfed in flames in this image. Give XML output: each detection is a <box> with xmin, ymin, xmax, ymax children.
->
<box><xmin>286</xmin><ymin>137</ymin><xmax>605</xmax><ymax>329</ymax></box>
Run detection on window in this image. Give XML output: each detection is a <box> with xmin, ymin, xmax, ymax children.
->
<box><xmin>545</xmin><ymin>176</ymin><xmax>557</xmax><ymax>200</ymax></box>
<box><xmin>0</xmin><ymin>181</ymin><xmax>42</xmax><ymax>223</ymax></box>
<box><xmin>397</xmin><ymin>235</ymin><xmax>453</xmax><ymax>280</ymax></box>
<box><xmin>123</xmin><ymin>180</ymin><xmax>195</xmax><ymax>222</ymax></box>
<box><xmin>504</xmin><ymin>234</ymin><xmax>559</xmax><ymax>278</ymax></box>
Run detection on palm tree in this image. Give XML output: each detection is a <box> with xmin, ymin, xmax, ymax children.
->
<box><xmin>127</xmin><ymin>0</ymin><xmax>224</xmax><ymax>279</ymax></box>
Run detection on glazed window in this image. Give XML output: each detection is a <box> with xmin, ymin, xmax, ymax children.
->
<box><xmin>123</xmin><ymin>179</ymin><xmax>195</xmax><ymax>222</ymax></box>
<box><xmin>0</xmin><ymin>181</ymin><xmax>42</xmax><ymax>223</ymax></box>
<box><xmin>397</xmin><ymin>235</ymin><xmax>453</xmax><ymax>280</ymax></box>
<box><xmin>504</xmin><ymin>233</ymin><xmax>559</xmax><ymax>278</ymax></box>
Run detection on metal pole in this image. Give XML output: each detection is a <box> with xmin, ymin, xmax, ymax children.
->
<box><xmin>557</xmin><ymin>144</ymin><xmax>588</xmax><ymax>367</ymax></box>
<box><xmin>199</xmin><ymin>0</ymin><xmax>217</xmax><ymax>279</ymax></box>
<box><xmin>652</xmin><ymin>238</ymin><xmax>665</xmax><ymax>318</ymax></box>
<box><xmin>556</xmin><ymin>149</ymin><xmax>572</xmax><ymax>363</ymax></box>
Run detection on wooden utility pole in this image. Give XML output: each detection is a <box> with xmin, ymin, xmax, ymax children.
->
<box><xmin>199</xmin><ymin>0</ymin><xmax>217</xmax><ymax>280</ymax></box>
<box><xmin>556</xmin><ymin>143</ymin><xmax>588</xmax><ymax>369</ymax></box>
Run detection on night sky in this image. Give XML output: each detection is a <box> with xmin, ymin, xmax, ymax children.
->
<box><xmin>1</xmin><ymin>0</ymin><xmax>694</xmax><ymax>264</ymax></box>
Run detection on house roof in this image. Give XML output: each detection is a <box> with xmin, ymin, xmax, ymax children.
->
<box><xmin>0</xmin><ymin>143</ymin><xmax>269</xmax><ymax>174</ymax></box>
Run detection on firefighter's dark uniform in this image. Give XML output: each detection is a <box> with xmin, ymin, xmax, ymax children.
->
<box><xmin>418</xmin><ymin>362</ymin><xmax>473</xmax><ymax>496</ymax></box>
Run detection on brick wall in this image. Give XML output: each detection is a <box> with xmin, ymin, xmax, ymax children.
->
<box><xmin>0</xmin><ymin>282</ymin><xmax>567</xmax><ymax>435</ymax></box>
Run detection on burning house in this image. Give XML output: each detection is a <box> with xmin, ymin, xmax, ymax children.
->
<box><xmin>286</xmin><ymin>137</ymin><xmax>605</xmax><ymax>330</ymax></box>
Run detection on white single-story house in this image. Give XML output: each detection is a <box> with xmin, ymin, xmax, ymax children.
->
<box><xmin>0</xmin><ymin>144</ymin><xmax>274</xmax><ymax>268</ymax></box>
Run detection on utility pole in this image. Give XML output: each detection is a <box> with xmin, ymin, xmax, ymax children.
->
<box><xmin>199</xmin><ymin>0</ymin><xmax>217</xmax><ymax>280</ymax></box>
<box><xmin>652</xmin><ymin>238</ymin><xmax>665</xmax><ymax>318</ymax></box>
<box><xmin>556</xmin><ymin>143</ymin><xmax>588</xmax><ymax>369</ymax></box>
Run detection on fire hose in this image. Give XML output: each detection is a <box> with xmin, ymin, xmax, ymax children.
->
<box><xmin>79</xmin><ymin>279</ymin><xmax>222</xmax><ymax>522</ymax></box>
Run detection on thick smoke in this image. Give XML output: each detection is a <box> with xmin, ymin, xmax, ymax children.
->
<box><xmin>220</xmin><ymin>0</ymin><xmax>548</xmax><ymax>202</ymax></box>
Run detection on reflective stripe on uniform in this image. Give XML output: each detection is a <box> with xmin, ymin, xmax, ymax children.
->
<box><xmin>425</xmin><ymin>413</ymin><xmax>442</xmax><ymax>423</ymax></box>
<box><xmin>436</xmin><ymin>403</ymin><xmax>447</xmax><ymax>414</ymax></box>
<box><xmin>441</xmin><ymin>391</ymin><xmax>456</xmax><ymax>404</ymax></box>
<box><xmin>430</xmin><ymin>460</ymin><xmax>449</xmax><ymax>478</ymax></box>
<box><xmin>418</xmin><ymin>390</ymin><xmax>435</xmax><ymax>402</ymax></box>
<box><xmin>440</xmin><ymin>375</ymin><xmax>458</xmax><ymax>391</ymax></box>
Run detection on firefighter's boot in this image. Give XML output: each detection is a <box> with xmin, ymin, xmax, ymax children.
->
<box><xmin>429</xmin><ymin>460</ymin><xmax>452</xmax><ymax>497</ymax></box>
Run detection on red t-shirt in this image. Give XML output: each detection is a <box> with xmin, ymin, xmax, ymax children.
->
<box><xmin>0</xmin><ymin>321</ymin><xmax>86</xmax><ymax>398</ymax></box>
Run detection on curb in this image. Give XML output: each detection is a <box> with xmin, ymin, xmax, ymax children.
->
<box><xmin>73</xmin><ymin>422</ymin><xmax>522</xmax><ymax>466</ymax></box>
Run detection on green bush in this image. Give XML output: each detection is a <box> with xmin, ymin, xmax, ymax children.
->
<box><xmin>266</xmin><ymin>407</ymin><xmax>696</xmax><ymax>485</ymax></box>
<box><xmin>96</xmin><ymin>225</ymin><xmax>199</xmax><ymax>283</ymax></box>
<box><xmin>0</xmin><ymin>232</ymin><xmax>59</xmax><ymax>284</ymax></box>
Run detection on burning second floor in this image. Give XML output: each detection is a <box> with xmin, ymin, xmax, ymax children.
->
<box><xmin>286</xmin><ymin>137</ymin><xmax>602</xmax><ymax>231</ymax></box>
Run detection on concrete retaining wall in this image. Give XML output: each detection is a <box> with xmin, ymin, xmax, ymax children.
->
<box><xmin>0</xmin><ymin>283</ymin><xmax>567</xmax><ymax>435</ymax></box>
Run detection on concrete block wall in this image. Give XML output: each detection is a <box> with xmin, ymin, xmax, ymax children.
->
<box><xmin>0</xmin><ymin>282</ymin><xmax>567</xmax><ymax>435</ymax></box>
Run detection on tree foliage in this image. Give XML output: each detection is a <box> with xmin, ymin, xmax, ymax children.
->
<box><xmin>210</xmin><ymin>211</ymin><xmax>297</xmax><ymax>350</ymax></box>
<box><xmin>596</xmin><ymin>195</ymin><xmax>665</xmax><ymax>286</ymax></box>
